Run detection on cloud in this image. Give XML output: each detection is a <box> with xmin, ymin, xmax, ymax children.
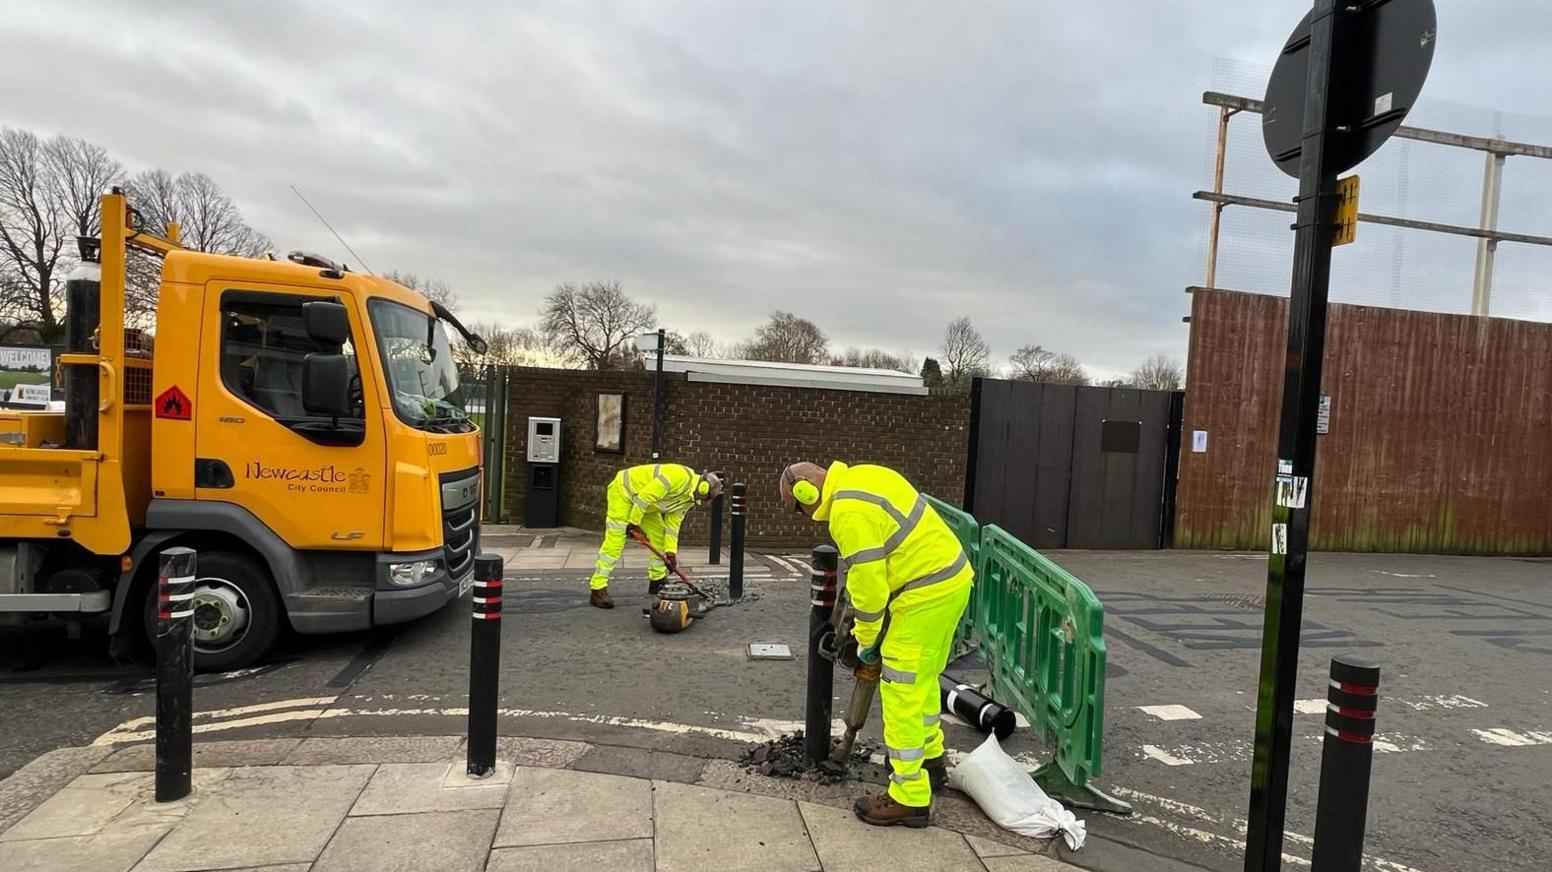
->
<box><xmin>3</xmin><ymin>0</ymin><xmax>1548</xmax><ymax>372</ymax></box>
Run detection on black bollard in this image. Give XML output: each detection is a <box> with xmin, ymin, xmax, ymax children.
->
<box><xmin>728</xmin><ymin>482</ymin><xmax>747</xmax><ymax>600</ymax></box>
<box><xmin>466</xmin><ymin>554</ymin><xmax>504</xmax><ymax>777</ymax></box>
<box><xmin>155</xmin><ymin>547</ymin><xmax>196</xmax><ymax>802</ymax></box>
<box><xmin>939</xmin><ymin>674</ymin><xmax>1018</xmax><ymax>739</ymax></box>
<box><xmin>804</xmin><ymin>545</ymin><xmax>839</xmax><ymax>768</ymax></box>
<box><xmin>1310</xmin><ymin>656</ymin><xmax>1381</xmax><ymax>872</ymax></box>
<box><xmin>708</xmin><ymin>471</ymin><xmax>725</xmax><ymax>565</ymax></box>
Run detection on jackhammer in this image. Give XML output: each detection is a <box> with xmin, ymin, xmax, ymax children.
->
<box><xmin>817</xmin><ymin>599</ymin><xmax>886</xmax><ymax>764</ymax></box>
<box><xmin>628</xmin><ymin>528</ymin><xmax>722</xmax><ymax>633</ymax></box>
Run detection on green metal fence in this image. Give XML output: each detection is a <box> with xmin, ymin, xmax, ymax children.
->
<box><xmin>924</xmin><ymin>496</ymin><xmax>1129</xmax><ymax>814</ymax></box>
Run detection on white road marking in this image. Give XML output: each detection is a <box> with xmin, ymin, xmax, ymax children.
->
<box><xmin>91</xmin><ymin>696</ymin><xmax>340</xmax><ymax>746</ymax></box>
<box><xmin>1370</xmin><ymin>570</ymin><xmax>1437</xmax><ymax>579</ymax></box>
<box><xmin>1140</xmin><ymin>744</ymin><xmax>1194</xmax><ymax>766</ymax></box>
<box><xmin>1471</xmin><ymin>728</ymin><xmax>1552</xmax><ymax>747</ymax></box>
<box><xmin>1293</xmin><ymin>698</ymin><xmax>1326</xmax><ymax>714</ymax></box>
<box><xmin>1137</xmin><ymin>704</ymin><xmax>1202</xmax><ymax>721</ymax></box>
<box><xmin>1398</xmin><ymin>694</ymin><xmax>1488</xmax><ymax>711</ymax></box>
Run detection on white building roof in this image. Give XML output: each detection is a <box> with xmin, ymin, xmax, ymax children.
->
<box><xmin>643</xmin><ymin>354</ymin><xmax>927</xmax><ymax>396</ymax></box>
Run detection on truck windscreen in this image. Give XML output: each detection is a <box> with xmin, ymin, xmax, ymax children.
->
<box><xmin>368</xmin><ymin>298</ymin><xmax>474</xmax><ymax>434</ymax></box>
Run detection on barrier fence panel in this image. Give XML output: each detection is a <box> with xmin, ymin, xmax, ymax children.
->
<box><xmin>924</xmin><ymin>495</ymin><xmax>982</xmax><ymax>654</ymax></box>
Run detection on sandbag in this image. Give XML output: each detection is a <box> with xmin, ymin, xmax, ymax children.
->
<box><xmin>951</xmin><ymin>734</ymin><xmax>1086</xmax><ymax>849</ymax></box>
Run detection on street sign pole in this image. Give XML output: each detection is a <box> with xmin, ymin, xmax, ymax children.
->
<box><xmin>1244</xmin><ymin>2</ymin><xmax>1345</xmax><ymax>868</ymax></box>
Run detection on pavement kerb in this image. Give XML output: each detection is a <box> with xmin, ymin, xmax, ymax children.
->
<box><xmin>0</xmin><ymin>733</ymin><xmax>1175</xmax><ymax>870</ymax></box>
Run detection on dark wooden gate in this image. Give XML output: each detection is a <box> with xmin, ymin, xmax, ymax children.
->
<box><xmin>965</xmin><ymin>379</ymin><xmax>1182</xmax><ymax>549</ymax></box>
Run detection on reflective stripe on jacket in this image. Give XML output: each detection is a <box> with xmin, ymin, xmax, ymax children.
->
<box><xmin>612</xmin><ymin>463</ymin><xmax>702</xmax><ymax>552</ymax></box>
<box><xmin>813</xmin><ymin>461</ymin><xmax>973</xmax><ymax>647</ymax></box>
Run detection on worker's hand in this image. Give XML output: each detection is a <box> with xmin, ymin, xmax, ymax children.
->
<box><xmin>857</xmin><ymin>643</ymin><xmax>880</xmax><ymax>666</ymax></box>
<box><xmin>626</xmin><ymin>523</ymin><xmax>644</xmax><ymax>539</ymax></box>
<box><xmin>664</xmin><ymin>552</ymin><xmax>678</xmax><ymax>571</ymax></box>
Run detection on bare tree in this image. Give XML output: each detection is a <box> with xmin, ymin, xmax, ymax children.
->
<box><xmin>0</xmin><ymin>128</ymin><xmax>67</xmax><ymax>339</ymax></box>
<box><xmin>940</xmin><ymin>317</ymin><xmax>990</xmax><ymax>385</ymax></box>
<box><xmin>684</xmin><ymin>330</ymin><xmax>719</xmax><ymax>358</ymax></box>
<box><xmin>1128</xmin><ymin>354</ymin><xmax>1184</xmax><ymax>390</ymax></box>
<box><xmin>385</xmin><ymin>270</ymin><xmax>459</xmax><ymax>312</ymax></box>
<box><xmin>125</xmin><ymin>170</ymin><xmax>270</xmax><ymax>256</ymax></box>
<box><xmin>540</xmin><ymin>280</ymin><xmax>656</xmax><ymax>370</ymax></box>
<box><xmin>44</xmin><ymin>136</ymin><xmax>123</xmax><ymax>238</ymax></box>
<box><xmin>830</xmin><ymin>346</ymin><xmax>917</xmax><ymax>373</ymax></box>
<box><xmin>453</xmin><ymin>320</ymin><xmax>552</xmax><ymax>368</ymax></box>
<box><xmin>1008</xmin><ymin>344</ymin><xmax>1089</xmax><ymax>385</ymax></box>
<box><xmin>738</xmin><ymin>311</ymin><xmax>828</xmax><ymax>364</ymax></box>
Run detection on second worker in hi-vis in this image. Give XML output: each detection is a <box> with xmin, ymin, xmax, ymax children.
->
<box><xmin>588</xmin><ymin>464</ymin><xmax>722</xmax><ymax>609</ymax></box>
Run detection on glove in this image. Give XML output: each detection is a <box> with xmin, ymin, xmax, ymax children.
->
<box><xmin>857</xmin><ymin>643</ymin><xmax>880</xmax><ymax>666</ymax></box>
<box><xmin>664</xmin><ymin>552</ymin><xmax>678</xmax><ymax>571</ymax></box>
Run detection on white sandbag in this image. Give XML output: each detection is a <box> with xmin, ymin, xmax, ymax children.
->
<box><xmin>951</xmin><ymin>734</ymin><xmax>1086</xmax><ymax>849</ymax></box>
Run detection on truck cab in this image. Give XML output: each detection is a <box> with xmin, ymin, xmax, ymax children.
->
<box><xmin>0</xmin><ymin>192</ymin><xmax>484</xmax><ymax>669</ymax></box>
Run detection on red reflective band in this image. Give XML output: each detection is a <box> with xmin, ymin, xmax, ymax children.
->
<box><xmin>157</xmin><ymin>609</ymin><xmax>171</xmax><ymax>620</ymax></box>
<box><xmin>1336</xmin><ymin>729</ymin><xmax>1370</xmax><ymax>743</ymax></box>
<box><xmin>473</xmin><ymin>581</ymin><xmax>502</xmax><ymax>590</ymax></box>
<box><xmin>1337</xmin><ymin>681</ymin><xmax>1378</xmax><ymax>696</ymax></box>
<box><xmin>1334</xmin><ymin>704</ymin><xmax>1375</xmax><ymax>719</ymax></box>
<box><xmin>472</xmin><ymin>612</ymin><xmax>502</xmax><ymax>620</ymax></box>
<box><xmin>815</xmin><ymin>569</ymin><xmax>836</xmax><ymax>578</ymax></box>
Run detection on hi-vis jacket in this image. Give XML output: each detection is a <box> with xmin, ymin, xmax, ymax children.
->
<box><xmin>611</xmin><ymin>463</ymin><xmax>705</xmax><ymax>554</ymax></box>
<box><xmin>813</xmin><ymin>461</ymin><xmax>973</xmax><ymax>648</ymax></box>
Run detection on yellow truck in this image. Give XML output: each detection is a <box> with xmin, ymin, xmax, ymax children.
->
<box><xmin>0</xmin><ymin>191</ymin><xmax>487</xmax><ymax>669</ymax></box>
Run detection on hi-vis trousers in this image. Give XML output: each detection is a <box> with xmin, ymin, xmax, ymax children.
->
<box><xmin>589</xmin><ymin>483</ymin><xmax>668</xmax><ymax>591</ymax></box>
<box><xmin>879</xmin><ymin>581</ymin><xmax>972</xmax><ymax>807</ymax></box>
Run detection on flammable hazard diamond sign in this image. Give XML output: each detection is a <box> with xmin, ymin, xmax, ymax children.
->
<box><xmin>155</xmin><ymin>385</ymin><xmax>192</xmax><ymax>420</ymax></box>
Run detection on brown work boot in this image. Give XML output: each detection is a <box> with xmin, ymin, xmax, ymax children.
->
<box><xmin>648</xmin><ymin>577</ymin><xmax>664</xmax><ymax>596</ymax></box>
<box><xmin>923</xmin><ymin>756</ymin><xmax>948</xmax><ymax>793</ymax></box>
<box><xmin>853</xmin><ymin>793</ymin><xmax>930</xmax><ymax>828</ymax></box>
<box><xmin>589</xmin><ymin>588</ymin><xmax>614</xmax><ymax>609</ymax></box>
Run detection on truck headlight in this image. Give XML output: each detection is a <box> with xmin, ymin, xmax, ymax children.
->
<box><xmin>389</xmin><ymin>559</ymin><xmax>439</xmax><ymax>587</ymax></box>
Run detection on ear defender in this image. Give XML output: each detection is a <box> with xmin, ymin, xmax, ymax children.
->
<box><xmin>792</xmin><ymin>479</ymin><xmax>820</xmax><ymax>506</ymax></box>
<box><xmin>695</xmin><ymin>478</ymin><xmax>711</xmax><ymax>497</ymax></box>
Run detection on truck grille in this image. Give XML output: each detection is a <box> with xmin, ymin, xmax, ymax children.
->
<box><xmin>440</xmin><ymin>469</ymin><xmax>481</xmax><ymax>581</ymax></box>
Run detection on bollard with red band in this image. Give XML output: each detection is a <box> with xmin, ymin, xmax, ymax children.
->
<box><xmin>1310</xmin><ymin>656</ymin><xmax>1381</xmax><ymax>872</ymax></box>
<box><xmin>466</xmin><ymin>554</ymin><xmax>504</xmax><ymax>777</ymax></box>
<box><xmin>803</xmin><ymin>545</ymin><xmax>839</xmax><ymax>767</ymax></box>
<box><xmin>728</xmin><ymin>482</ymin><xmax>747</xmax><ymax>600</ymax></box>
<box><xmin>155</xmin><ymin>547</ymin><xmax>196</xmax><ymax>802</ymax></box>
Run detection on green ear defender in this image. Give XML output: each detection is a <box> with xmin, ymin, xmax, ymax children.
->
<box><xmin>792</xmin><ymin>479</ymin><xmax>820</xmax><ymax>506</ymax></box>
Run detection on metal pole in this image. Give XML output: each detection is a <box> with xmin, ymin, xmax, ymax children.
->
<box><xmin>707</xmin><ymin>470</ymin><xmax>725</xmax><ymax>565</ymax></box>
<box><xmin>651</xmin><ymin>328</ymin><xmax>665</xmax><ymax>459</ymax></box>
<box><xmin>804</xmin><ymin>545</ymin><xmax>838</xmax><ymax>767</ymax></box>
<box><xmin>1310</xmin><ymin>656</ymin><xmax>1381</xmax><ymax>872</ymax></box>
<box><xmin>466</xmin><ymin>553</ymin><xmax>504</xmax><ymax>777</ymax></box>
<box><xmin>1470</xmin><ymin>145</ymin><xmax>1505</xmax><ymax>316</ymax></box>
<box><xmin>155</xmin><ymin>547</ymin><xmax>196</xmax><ymax>803</ymax></box>
<box><xmin>728</xmin><ymin>482</ymin><xmax>747</xmax><ymax>601</ymax></box>
<box><xmin>1206</xmin><ymin>105</ymin><xmax>1238</xmax><ymax>290</ymax></box>
<box><xmin>1245</xmin><ymin>3</ymin><xmax>1346</xmax><ymax>869</ymax></box>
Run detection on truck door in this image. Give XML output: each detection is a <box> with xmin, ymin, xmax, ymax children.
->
<box><xmin>196</xmin><ymin>287</ymin><xmax>386</xmax><ymax>549</ymax></box>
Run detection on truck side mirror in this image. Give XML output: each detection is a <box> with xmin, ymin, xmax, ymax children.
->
<box><xmin>303</xmin><ymin>300</ymin><xmax>350</xmax><ymax>347</ymax></box>
<box><xmin>302</xmin><ymin>353</ymin><xmax>352</xmax><ymax>417</ymax></box>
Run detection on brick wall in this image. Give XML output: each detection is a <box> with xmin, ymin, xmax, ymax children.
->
<box><xmin>502</xmin><ymin>367</ymin><xmax>971</xmax><ymax>548</ymax></box>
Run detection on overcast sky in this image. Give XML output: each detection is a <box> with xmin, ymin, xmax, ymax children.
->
<box><xmin>5</xmin><ymin>1</ymin><xmax>1547</xmax><ymax>377</ymax></box>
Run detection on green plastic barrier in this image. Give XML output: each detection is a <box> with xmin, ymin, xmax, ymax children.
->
<box><xmin>923</xmin><ymin>495</ymin><xmax>981</xmax><ymax>654</ymax></box>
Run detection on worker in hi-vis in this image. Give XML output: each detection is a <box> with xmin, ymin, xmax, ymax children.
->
<box><xmin>588</xmin><ymin>464</ymin><xmax>723</xmax><ymax>609</ymax></box>
<box><xmin>780</xmin><ymin>460</ymin><xmax>973</xmax><ymax>828</ymax></box>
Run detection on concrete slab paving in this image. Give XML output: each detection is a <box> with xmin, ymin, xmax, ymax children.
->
<box><xmin>571</xmin><ymin>744</ymin><xmax>710</xmax><ymax>784</ymax></box>
<box><xmin>91</xmin><ymin>738</ymin><xmax>303</xmax><ymax>773</ymax></box>
<box><xmin>983</xmin><ymin>855</ymin><xmax>1083</xmax><ymax>871</ymax></box>
<box><xmin>494</xmin><ymin>766</ymin><xmax>652</xmax><ymax>847</ymax></box>
<box><xmin>798</xmin><ymin>801</ymin><xmax>985</xmax><ymax>872</ymax></box>
<box><xmin>136</xmin><ymin>764</ymin><xmax>375</xmax><ymax>871</ymax></box>
<box><xmin>0</xmin><ymin>828</ymin><xmax>164</xmax><ymax>872</ymax></box>
<box><xmin>283</xmin><ymin>735</ymin><xmax>462</xmax><ymax>765</ymax></box>
<box><xmin>494</xmin><ymin>735</ymin><xmax>590</xmax><ymax>768</ymax></box>
<box><xmin>350</xmin><ymin>762</ymin><xmax>510</xmax><ymax>815</ymax></box>
<box><xmin>967</xmin><ymin>832</ymin><xmax>1033</xmax><ymax>858</ymax></box>
<box><xmin>653</xmin><ymin>781</ymin><xmax>820</xmax><ymax>872</ymax></box>
<box><xmin>486</xmin><ymin>838</ymin><xmax>654</xmax><ymax>872</ymax></box>
<box><xmin>313</xmin><ymin>808</ymin><xmax>498</xmax><ymax>872</ymax></box>
<box><xmin>0</xmin><ymin>768</ymin><xmax>226</xmax><ymax>842</ymax></box>
<box><xmin>0</xmin><ymin>745</ymin><xmax>114</xmax><ymax>834</ymax></box>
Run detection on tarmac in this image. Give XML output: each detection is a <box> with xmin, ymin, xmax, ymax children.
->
<box><xmin>0</xmin><ymin>734</ymin><xmax>1083</xmax><ymax>872</ymax></box>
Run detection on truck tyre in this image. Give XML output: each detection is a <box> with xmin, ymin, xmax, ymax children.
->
<box><xmin>142</xmin><ymin>551</ymin><xmax>281</xmax><ymax>672</ymax></box>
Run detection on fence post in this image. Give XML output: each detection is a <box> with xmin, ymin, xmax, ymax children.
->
<box><xmin>155</xmin><ymin>547</ymin><xmax>196</xmax><ymax>802</ymax></box>
<box><xmin>1310</xmin><ymin>656</ymin><xmax>1381</xmax><ymax>872</ymax></box>
<box><xmin>707</xmin><ymin>471</ymin><xmax>725</xmax><ymax>565</ymax></box>
<box><xmin>466</xmin><ymin>554</ymin><xmax>504</xmax><ymax>777</ymax></box>
<box><xmin>728</xmin><ymin>482</ymin><xmax>747</xmax><ymax>600</ymax></box>
<box><xmin>804</xmin><ymin>545</ymin><xmax>839</xmax><ymax>767</ymax></box>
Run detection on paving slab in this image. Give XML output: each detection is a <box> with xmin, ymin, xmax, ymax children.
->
<box><xmin>798</xmin><ymin>800</ymin><xmax>985</xmax><ymax>872</ymax></box>
<box><xmin>494</xmin><ymin>735</ymin><xmax>590</xmax><ymax>768</ymax></box>
<box><xmin>0</xmin><ymin>745</ymin><xmax>114</xmax><ymax>834</ymax></box>
<box><xmin>136</xmin><ymin>764</ymin><xmax>375</xmax><ymax>871</ymax></box>
<box><xmin>653</xmin><ymin>780</ymin><xmax>820</xmax><ymax>872</ymax></box>
<box><xmin>494</xmin><ymin>767</ymin><xmax>651</xmax><ymax>847</ymax></box>
<box><xmin>572</xmin><ymin>744</ymin><xmax>709</xmax><ymax>784</ymax></box>
<box><xmin>0</xmin><ymin>828</ymin><xmax>164</xmax><ymax>872</ymax></box>
<box><xmin>91</xmin><ymin>738</ymin><xmax>302</xmax><ymax>773</ymax></box>
<box><xmin>212</xmin><ymin>867</ymin><xmax>311</xmax><ymax>872</ymax></box>
<box><xmin>0</xmin><ymin>769</ymin><xmax>225</xmax><ymax>842</ymax></box>
<box><xmin>283</xmin><ymin>735</ymin><xmax>462</xmax><ymax>765</ymax></box>
<box><xmin>983</xmin><ymin>855</ymin><xmax>1084</xmax><ymax>871</ymax></box>
<box><xmin>486</xmin><ymin>838</ymin><xmax>654</xmax><ymax>872</ymax></box>
<box><xmin>313</xmin><ymin>808</ymin><xmax>498</xmax><ymax>872</ymax></box>
<box><xmin>967</xmin><ymin>832</ymin><xmax>1033</xmax><ymax>858</ymax></box>
<box><xmin>350</xmin><ymin>762</ymin><xmax>510</xmax><ymax>815</ymax></box>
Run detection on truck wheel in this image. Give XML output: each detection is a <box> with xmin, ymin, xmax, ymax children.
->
<box><xmin>142</xmin><ymin>552</ymin><xmax>281</xmax><ymax>672</ymax></box>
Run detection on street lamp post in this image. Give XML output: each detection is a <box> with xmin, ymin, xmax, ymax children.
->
<box><xmin>635</xmin><ymin>330</ymin><xmax>666</xmax><ymax>459</ymax></box>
